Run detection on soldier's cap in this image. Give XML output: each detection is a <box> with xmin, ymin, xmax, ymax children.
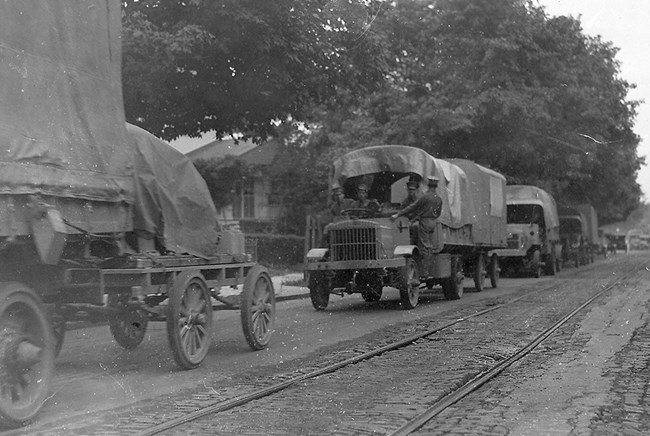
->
<box><xmin>332</xmin><ymin>186</ymin><xmax>344</xmax><ymax>193</ymax></box>
<box><xmin>428</xmin><ymin>176</ymin><xmax>440</xmax><ymax>185</ymax></box>
<box><xmin>357</xmin><ymin>183</ymin><xmax>368</xmax><ymax>192</ymax></box>
<box><xmin>406</xmin><ymin>181</ymin><xmax>419</xmax><ymax>189</ymax></box>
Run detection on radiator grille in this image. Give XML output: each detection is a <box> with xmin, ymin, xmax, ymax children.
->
<box><xmin>330</xmin><ymin>227</ymin><xmax>378</xmax><ymax>261</ymax></box>
<box><xmin>506</xmin><ymin>235</ymin><xmax>520</xmax><ymax>249</ymax></box>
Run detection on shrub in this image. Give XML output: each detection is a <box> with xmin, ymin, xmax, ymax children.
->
<box><xmin>246</xmin><ymin>233</ymin><xmax>305</xmax><ymax>268</ymax></box>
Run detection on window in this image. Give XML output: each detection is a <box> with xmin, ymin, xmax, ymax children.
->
<box><xmin>233</xmin><ymin>180</ymin><xmax>255</xmax><ymax>218</ymax></box>
<box><xmin>268</xmin><ymin>180</ymin><xmax>281</xmax><ymax>206</ymax></box>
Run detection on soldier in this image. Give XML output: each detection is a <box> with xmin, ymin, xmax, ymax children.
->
<box><xmin>352</xmin><ymin>183</ymin><xmax>380</xmax><ymax>213</ymax></box>
<box><xmin>400</xmin><ymin>180</ymin><xmax>420</xmax><ymax>210</ymax></box>
<box><xmin>330</xmin><ymin>186</ymin><xmax>354</xmax><ymax>216</ymax></box>
<box><xmin>390</xmin><ymin>176</ymin><xmax>443</xmax><ymax>276</ymax></box>
<box><xmin>400</xmin><ymin>180</ymin><xmax>421</xmax><ymax>243</ymax></box>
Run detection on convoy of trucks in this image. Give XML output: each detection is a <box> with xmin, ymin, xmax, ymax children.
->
<box><xmin>1</xmin><ymin>0</ymin><xmax>613</xmax><ymax>429</ymax></box>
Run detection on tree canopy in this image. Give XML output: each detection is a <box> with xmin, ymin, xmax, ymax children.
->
<box><xmin>122</xmin><ymin>0</ymin><xmax>643</xmax><ymax>225</ymax></box>
<box><xmin>122</xmin><ymin>0</ymin><xmax>387</xmax><ymax>141</ymax></box>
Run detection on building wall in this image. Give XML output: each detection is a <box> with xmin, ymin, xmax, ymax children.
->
<box><xmin>215</xmin><ymin>179</ymin><xmax>283</xmax><ymax>229</ymax></box>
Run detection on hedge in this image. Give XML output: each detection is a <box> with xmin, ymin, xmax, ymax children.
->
<box><xmin>246</xmin><ymin>233</ymin><xmax>305</xmax><ymax>268</ymax></box>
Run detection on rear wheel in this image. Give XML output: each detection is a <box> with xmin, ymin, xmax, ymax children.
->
<box><xmin>309</xmin><ymin>272</ymin><xmax>330</xmax><ymax>311</ymax></box>
<box><xmin>489</xmin><ymin>254</ymin><xmax>500</xmax><ymax>288</ymax></box>
<box><xmin>442</xmin><ymin>256</ymin><xmax>464</xmax><ymax>300</ymax></box>
<box><xmin>241</xmin><ymin>266</ymin><xmax>275</xmax><ymax>351</ymax></box>
<box><xmin>166</xmin><ymin>271</ymin><xmax>213</xmax><ymax>370</ymax></box>
<box><xmin>0</xmin><ymin>282</ymin><xmax>54</xmax><ymax>428</ymax></box>
<box><xmin>108</xmin><ymin>295</ymin><xmax>148</xmax><ymax>350</ymax></box>
<box><xmin>473</xmin><ymin>254</ymin><xmax>486</xmax><ymax>292</ymax></box>
<box><xmin>398</xmin><ymin>258</ymin><xmax>420</xmax><ymax>309</ymax></box>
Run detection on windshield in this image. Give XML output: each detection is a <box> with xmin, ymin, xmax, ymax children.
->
<box><xmin>507</xmin><ymin>204</ymin><xmax>543</xmax><ymax>225</ymax></box>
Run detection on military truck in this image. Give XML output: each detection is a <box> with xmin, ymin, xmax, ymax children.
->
<box><xmin>491</xmin><ymin>185</ymin><xmax>562</xmax><ymax>277</ymax></box>
<box><xmin>305</xmin><ymin>145</ymin><xmax>507</xmax><ymax>310</ymax></box>
<box><xmin>559</xmin><ymin>204</ymin><xmax>598</xmax><ymax>267</ymax></box>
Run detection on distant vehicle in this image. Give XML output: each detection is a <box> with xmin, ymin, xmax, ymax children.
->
<box><xmin>304</xmin><ymin>145</ymin><xmax>507</xmax><ymax>310</ymax></box>
<box><xmin>492</xmin><ymin>185</ymin><xmax>562</xmax><ymax>277</ymax></box>
<box><xmin>559</xmin><ymin>204</ymin><xmax>598</xmax><ymax>267</ymax></box>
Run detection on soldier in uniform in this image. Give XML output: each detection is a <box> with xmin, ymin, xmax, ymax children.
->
<box><xmin>330</xmin><ymin>186</ymin><xmax>354</xmax><ymax>216</ymax></box>
<box><xmin>400</xmin><ymin>180</ymin><xmax>420</xmax><ymax>209</ymax></box>
<box><xmin>391</xmin><ymin>176</ymin><xmax>443</xmax><ymax>276</ymax></box>
<box><xmin>352</xmin><ymin>183</ymin><xmax>380</xmax><ymax>213</ymax></box>
<box><xmin>400</xmin><ymin>180</ymin><xmax>421</xmax><ymax>243</ymax></box>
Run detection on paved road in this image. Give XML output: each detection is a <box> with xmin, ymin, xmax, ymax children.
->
<box><xmin>10</xmin><ymin>253</ymin><xmax>649</xmax><ymax>435</ymax></box>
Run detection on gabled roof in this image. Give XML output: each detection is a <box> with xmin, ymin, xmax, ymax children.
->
<box><xmin>186</xmin><ymin>138</ymin><xmax>258</xmax><ymax>161</ymax></box>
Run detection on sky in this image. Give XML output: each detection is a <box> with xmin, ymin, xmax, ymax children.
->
<box><xmin>172</xmin><ymin>1</ymin><xmax>650</xmax><ymax>200</ymax></box>
<box><xmin>537</xmin><ymin>0</ymin><xmax>650</xmax><ymax>200</ymax></box>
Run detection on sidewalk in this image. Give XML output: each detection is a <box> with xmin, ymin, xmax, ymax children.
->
<box><xmin>216</xmin><ymin>272</ymin><xmax>308</xmax><ymax>305</ymax></box>
<box><xmin>271</xmin><ymin>273</ymin><xmax>309</xmax><ymax>302</ymax></box>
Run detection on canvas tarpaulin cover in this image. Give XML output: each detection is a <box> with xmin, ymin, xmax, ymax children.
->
<box><xmin>331</xmin><ymin>145</ymin><xmax>475</xmax><ymax>228</ymax></box>
<box><xmin>506</xmin><ymin>185</ymin><xmax>560</xmax><ymax>230</ymax></box>
<box><xmin>127</xmin><ymin>124</ymin><xmax>221</xmax><ymax>257</ymax></box>
<box><xmin>0</xmin><ymin>0</ymin><xmax>133</xmax><ymax>204</ymax></box>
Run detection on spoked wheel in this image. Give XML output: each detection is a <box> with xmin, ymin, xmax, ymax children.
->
<box><xmin>442</xmin><ymin>256</ymin><xmax>464</xmax><ymax>300</ymax></box>
<box><xmin>309</xmin><ymin>272</ymin><xmax>330</xmax><ymax>311</ymax></box>
<box><xmin>0</xmin><ymin>282</ymin><xmax>54</xmax><ymax>428</ymax></box>
<box><xmin>398</xmin><ymin>257</ymin><xmax>420</xmax><ymax>310</ymax></box>
<box><xmin>473</xmin><ymin>254</ymin><xmax>486</xmax><ymax>292</ymax></box>
<box><xmin>108</xmin><ymin>295</ymin><xmax>149</xmax><ymax>350</ymax></box>
<box><xmin>241</xmin><ymin>266</ymin><xmax>276</xmax><ymax>351</ymax></box>
<box><xmin>489</xmin><ymin>254</ymin><xmax>500</xmax><ymax>288</ymax></box>
<box><xmin>166</xmin><ymin>271</ymin><xmax>213</xmax><ymax>370</ymax></box>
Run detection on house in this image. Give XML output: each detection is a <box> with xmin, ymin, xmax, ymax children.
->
<box><xmin>187</xmin><ymin>138</ymin><xmax>286</xmax><ymax>232</ymax></box>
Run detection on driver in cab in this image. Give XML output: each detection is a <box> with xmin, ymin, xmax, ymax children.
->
<box><xmin>352</xmin><ymin>183</ymin><xmax>381</xmax><ymax>214</ymax></box>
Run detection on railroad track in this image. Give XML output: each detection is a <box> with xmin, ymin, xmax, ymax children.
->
<box><xmin>10</xmin><ymin>255</ymin><xmax>641</xmax><ymax>435</ymax></box>
<box><xmin>133</xmin><ymin>264</ymin><xmax>635</xmax><ymax>435</ymax></box>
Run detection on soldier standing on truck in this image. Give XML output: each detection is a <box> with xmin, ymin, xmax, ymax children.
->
<box><xmin>400</xmin><ymin>180</ymin><xmax>421</xmax><ymax>243</ymax></box>
<box><xmin>391</xmin><ymin>177</ymin><xmax>443</xmax><ymax>276</ymax></box>
<box><xmin>400</xmin><ymin>180</ymin><xmax>420</xmax><ymax>209</ymax></box>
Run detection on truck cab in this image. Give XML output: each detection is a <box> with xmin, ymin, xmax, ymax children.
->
<box><xmin>493</xmin><ymin>185</ymin><xmax>562</xmax><ymax>277</ymax></box>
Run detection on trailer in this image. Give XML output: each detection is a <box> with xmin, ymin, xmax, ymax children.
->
<box><xmin>305</xmin><ymin>145</ymin><xmax>507</xmax><ymax>310</ymax></box>
<box><xmin>0</xmin><ymin>2</ymin><xmax>274</xmax><ymax>427</ymax></box>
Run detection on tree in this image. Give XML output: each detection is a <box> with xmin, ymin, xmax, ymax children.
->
<box><xmin>299</xmin><ymin>0</ymin><xmax>642</xmax><ymax>223</ymax></box>
<box><xmin>121</xmin><ymin>0</ymin><xmax>387</xmax><ymax>142</ymax></box>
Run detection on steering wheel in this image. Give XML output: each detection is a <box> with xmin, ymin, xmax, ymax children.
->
<box><xmin>340</xmin><ymin>208</ymin><xmax>373</xmax><ymax>218</ymax></box>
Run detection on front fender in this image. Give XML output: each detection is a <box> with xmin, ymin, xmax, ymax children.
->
<box><xmin>306</xmin><ymin>248</ymin><xmax>329</xmax><ymax>262</ymax></box>
<box><xmin>394</xmin><ymin>245</ymin><xmax>418</xmax><ymax>257</ymax></box>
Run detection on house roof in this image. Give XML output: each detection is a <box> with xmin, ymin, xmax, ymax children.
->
<box><xmin>186</xmin><ymin>138</ymin><xmax>258</xmax><ymax>161</ymax></box>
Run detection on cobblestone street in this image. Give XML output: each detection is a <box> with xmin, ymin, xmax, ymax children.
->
<box><xmin>12</xmin><ymin>254</ymin><xmax>650</xmax><ymax>436</ymax></box>
<box><xmin>151</xmin><ymin>255</ymin><xmax>650</xmax><ymax>435</ymax></box>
